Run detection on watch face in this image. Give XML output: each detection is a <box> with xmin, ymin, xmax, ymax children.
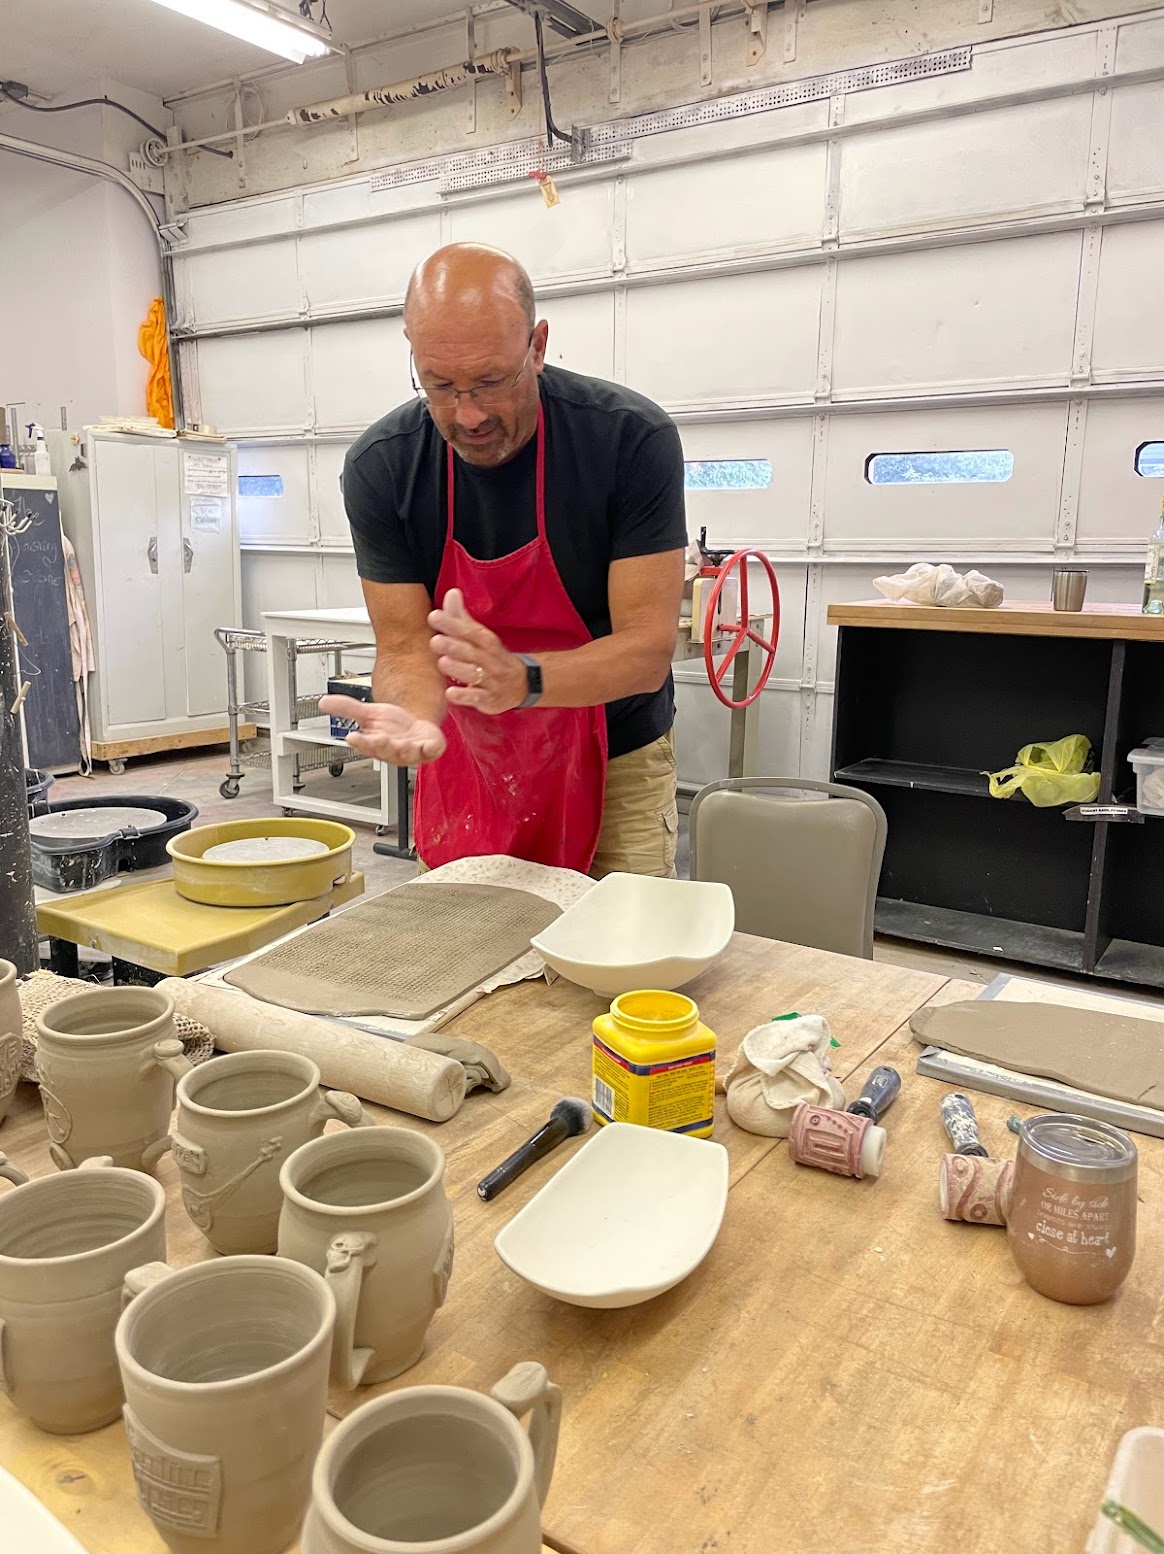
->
<box><xmin>527</xmin><ymin>660</ymin><xmax>543</xmax><ymax>696</ymax></box>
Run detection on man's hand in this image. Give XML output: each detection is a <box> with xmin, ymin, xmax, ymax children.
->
<box><xmin>318</xmin><ymin>696</ymin><xmax>447</xmax><ymax>765</ymax></box>
<box><xmin>428</xmin><ymin>588</ymin><xmax>527</xmax><ymax>715</ymax></box>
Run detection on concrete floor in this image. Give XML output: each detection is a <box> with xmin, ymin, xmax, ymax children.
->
<box><xmin>40</xmin><ymin>744</ymin><xmax>1119</xmax><ymax>999</ymax></box>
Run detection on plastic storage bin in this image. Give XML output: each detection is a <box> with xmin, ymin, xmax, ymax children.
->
<box><xmin>1128</xmin><ymin>739</ymin><xmax>1164</xmax><ymax>816</ymax></box>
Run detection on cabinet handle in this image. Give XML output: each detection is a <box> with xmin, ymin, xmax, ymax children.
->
<box><xmin>183</xmin><ymin>538</ymin><xmax>194</xmax><ymax>574</ymax></box>
<box><xmin>147</xmin><ymin>536</ymin><xmax>158</xmax><ymax>574</ymax></box>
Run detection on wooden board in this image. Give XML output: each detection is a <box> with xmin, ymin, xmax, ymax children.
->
<box><xmin>0</xmin><ymin>936</ymin><xmax>951</xmax><ymax>1554</ymax></box>
<box><xmin>91</xmin><ymin>725</ymin><xmax>256</xmax><ymax>762</ymax></box>
<box><xmin>827</xmin><ymin>598</ymin><xmax>1164</xmax><ymax>641</ymax></box>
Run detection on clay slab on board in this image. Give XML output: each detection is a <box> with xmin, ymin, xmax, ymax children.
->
<box><xmin>225</xmin><ymin>881</ymin><xmax>561</xmax><ymax>1020</ymax></box>
<box><xmin>911</xmin><ymin>1000</ymin><xmax>1164</xmax><ymax>1110</ymax></box>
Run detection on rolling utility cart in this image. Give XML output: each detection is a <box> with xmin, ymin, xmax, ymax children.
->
<box><xmin>214</xmin><ymin>626</ymin><xmax>367</xmax><ymax>802</ymax></box>
<box><xmin>261</xmin><ymin>608</ymin><xmax>411</xmax><ymax>856</ymax></box>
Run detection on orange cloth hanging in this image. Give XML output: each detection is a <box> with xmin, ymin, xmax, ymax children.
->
<box><xmin>138</xmin><ymin>297</ymin><xmax>175</xmax><ymax>429</ymax></box>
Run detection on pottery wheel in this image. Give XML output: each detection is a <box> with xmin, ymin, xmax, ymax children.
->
<box><xmin>203</xmin><ymin>836</ymin><xmax>331</xmax><ymax>863</ymax></box>
<box><xmin>30</xmin><ymin>806</ymin><xmax>168</xmax><ymax>842</ymax></box>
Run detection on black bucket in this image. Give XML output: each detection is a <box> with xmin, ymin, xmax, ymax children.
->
<box><xmin>29</xmin><ymin>795</ymin><xmax>199</xmax><ymax>894</ymax></box>
<box><xmin>26</xmin><ymin>769</ymin><xmax>54</xmax><ymax>817</ymax></box>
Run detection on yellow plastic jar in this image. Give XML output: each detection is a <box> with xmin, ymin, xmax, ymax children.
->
<box><xmin>591</xmin><ymin>990</ymin><xmax>716</xmax><ymax>1138</ymax></box>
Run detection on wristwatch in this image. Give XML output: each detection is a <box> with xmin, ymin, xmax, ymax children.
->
<box><xmin>516</xmin><ymin>653</ymin><xmax>544</xmax><ymax>709</ymax></box>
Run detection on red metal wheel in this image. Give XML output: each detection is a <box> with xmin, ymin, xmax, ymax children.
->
<box><xmin>702</xmin><ymin>549</ymin><xmax>780</xmax><ymax>709</ymax></box>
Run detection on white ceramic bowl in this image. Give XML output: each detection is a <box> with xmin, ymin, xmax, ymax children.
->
<box><xmin>495</xmin><ymin>1122</ymin><xmax>729</xmax><ymax>1308</ymax></box>
<box><xmin>530</xmin><ymin>873</ymin><xmax>735</xmax><ymax>997</ymax></box>
<box><xmin>1</xmin><ymin>1466</ymin><xmax>88</xmax><ymax>1554</ymax></box>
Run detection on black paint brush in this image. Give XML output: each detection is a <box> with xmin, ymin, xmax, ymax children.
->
<box><xmin>476</xmin><ymin>1098</ymin><xmax>592</xmax><ymax>1202</ymax></box>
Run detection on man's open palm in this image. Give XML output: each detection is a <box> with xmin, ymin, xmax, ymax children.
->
<box><xmin>318</xmin><ymin>695</ymin><xmax>447</xmax><ymax>766</ymax></box>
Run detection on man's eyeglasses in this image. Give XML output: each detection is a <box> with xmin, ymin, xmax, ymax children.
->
<box><xmin>411</xmin><ymin>336</ymin><xmax>535</xmax><ymax>409</ymax></box>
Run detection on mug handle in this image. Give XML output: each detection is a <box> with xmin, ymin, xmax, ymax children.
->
<box><xmin>0</xmin><ymin>1152</ymin><xmax>29</xmax><ymax>1187</ymax></box>
<box><xmin>311</xmin><ymin>1091</ymin><xmax>373</xmax><ymax>1130</ymax></box>
<box><xmin>121</xmin><ymin>1261</ymin><xmax>173</xmax><ymax>1311</ymax></box>
<box><xmin>0</xmin><ymin>1316</ymin><xmax>11</xmax><ymax>1396</ymax></box>
<box><xmin>140</xmin><ymin>1135</ymin><xmax>174</xmax><ymax>1173</ymax></box>
<box><xmin>77</xmin><ymin>1155</ymin><xmax>115</xmax><ymax>1171</ymax></box>
<box><xmin>324</xmin><ymin>1232</ymin><xmax>377</xmax><ymax>1390</ymax></box>
<box><xmin>432</xmin><ymin>1212</ymin><xmax>454</xmax><ymax>1309</ymax></box>
<box><xmin>147</xmin><ymin>1039</ymin><xmax>193</xmax><ymax>1084</ymax></box>
<box><xmin>492</xmin><ymin>1362</ymin><xmax>562</xmax><ymax>1509</ymax></box>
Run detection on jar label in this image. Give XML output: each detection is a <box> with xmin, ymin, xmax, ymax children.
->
<box><xmin>592</xmin><ymin>1038</ymin><xmax>714</xmax><ymax>1135</ymax></box>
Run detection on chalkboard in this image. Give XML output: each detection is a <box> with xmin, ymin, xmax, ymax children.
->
<box><xmin>1</xmin><ymin>482</ymin><xmax>81</xmax><ymax>771</ymax></box>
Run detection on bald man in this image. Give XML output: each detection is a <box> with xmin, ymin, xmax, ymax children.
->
<box><xmin>321</xmin><ymin>243</ymin><xmax>686</xmax><ymax>877</ymax></box>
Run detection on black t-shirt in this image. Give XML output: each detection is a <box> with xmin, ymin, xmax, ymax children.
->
<box><xmin>343</xmin><ymin>365</ymin><xmax>687</xmax><ymax>760</ymax></box>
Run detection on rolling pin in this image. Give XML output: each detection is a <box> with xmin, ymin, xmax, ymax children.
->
<box><xmin>158</xmin><ymin>980</ymin><xmax>467</xmax><ymax>1123</ymax></box>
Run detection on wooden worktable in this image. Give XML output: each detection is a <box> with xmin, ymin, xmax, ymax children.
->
<box><xmin>827</xmin><ymin>598</ymin><xmax>1164</xmax><ymax>641</ymax></box>
<box><xmin>3</xmin><ymin>939</ymin><xmax>1151</xmax><ymax>1552</ymax></box>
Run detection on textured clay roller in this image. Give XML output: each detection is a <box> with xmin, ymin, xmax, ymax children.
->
<box><xmin>788</xmin><ymin>1105</ymin><xmax>886</xmax><ymax>1179</ymax></box>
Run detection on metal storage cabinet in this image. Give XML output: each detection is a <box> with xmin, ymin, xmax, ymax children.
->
<box><xmin>49</xmin><ymin>429</ymin><xmax>240</xmax><ymax>771</ymax></box>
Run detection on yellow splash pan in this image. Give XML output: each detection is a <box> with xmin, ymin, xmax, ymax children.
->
<box><xmin>167</xmin><ymin>818</ymin><xmax>355</xmax><ymax>907</ymax></box>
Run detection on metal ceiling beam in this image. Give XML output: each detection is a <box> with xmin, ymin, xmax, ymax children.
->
<box><xmin>499</xmin><ymin>0</ymin><xmax>601</xmax><ymax>41</ymax></box>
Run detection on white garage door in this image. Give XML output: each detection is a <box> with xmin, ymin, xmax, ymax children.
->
<box><xmin>173</xmin><ymin>9</ymin><xmax>1164</xmax><ymax>783</ymax></box>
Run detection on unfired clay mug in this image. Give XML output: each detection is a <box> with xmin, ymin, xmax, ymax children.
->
<box><xmin>116</xmin><ymin>1255</ymin><xmax>335</xmax><ymax>1554</ymax></box>
<box><xmin>278</xmin><ymin>1127</ymin><xmax>454</xmax><ymax>1389</ymax></box>
<box><xmin>35</xmin><ymin>986</ymin><xmax>191</xmax><ymax>1172</ymax></box>
<box><xmin>0</xmin><ymin>959</ymin><xmax>22</xmax><ymax>1126</ymax></box>
<box><xmin>0</xmin><ymin>1156</ymin><xmax>165</xmax><ymax>1433</ymax></box>
<box><xmin>173</xmin><ymin>1050</ymin><xmax>371</xmax><ymax>1254</ymax></box>
<box><xmin>301</xmin><ymin>1361</ymin><xmax>562</xmax><ymax>1554</ymax></box>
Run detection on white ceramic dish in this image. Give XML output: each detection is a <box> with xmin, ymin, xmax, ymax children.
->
<box><xmin>530</xmin><ymin>872</ymin><xmax>735</xmax><ymax>997</ymax></box>
<box><xmin>495</xmin><ymin>1121</ymin><xmax>729</xmax><ymax>1308</ymax></box>
<box><xmin>1086</xmin><ymin>1427</ymin><xmax>1164</xmax><ymax>1553</ymax></box>
<box><xmin>0</xmin><ymin>1465</ymin><xmax>88</xmax><ymax>1554</ymax></box>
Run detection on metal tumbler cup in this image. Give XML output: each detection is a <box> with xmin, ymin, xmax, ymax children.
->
<box><xmin>1051</xmin><ymin>568</ymin><xmax>1088</xmax><ymax>611</ymax></box>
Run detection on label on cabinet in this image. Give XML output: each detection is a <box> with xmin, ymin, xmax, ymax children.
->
<box><xmin>183</xmin><ymin>450</ymin><xmax>229</xmax><ymax>498</ymax></box>
<box><xmin>190</xmin><ymin>497</ymin><xmax>224</xmax><ymax>532</ymax></box>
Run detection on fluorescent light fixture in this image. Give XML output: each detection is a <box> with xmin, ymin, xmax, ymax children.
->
<box><xmin>145</xmin><ymin>0</ymin><xmax>338</xmax><ymax>64</ymax></box>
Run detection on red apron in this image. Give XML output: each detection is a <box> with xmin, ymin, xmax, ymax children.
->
<box><xmin>413</xmin><ymin>406</ymin><xmax>608</xmax><ymax>871</ymax></box>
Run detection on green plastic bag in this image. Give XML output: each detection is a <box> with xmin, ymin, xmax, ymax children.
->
<box><xmin>985</xmin><ymin>734</ymin><xmax>1100</xmax><ymax>807</ymax></box>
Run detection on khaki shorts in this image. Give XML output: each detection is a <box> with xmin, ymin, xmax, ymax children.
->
<box><xmin>591</xmin><ymin>727</ymin><xmax>678</xmax><ymax>880</ymax></box>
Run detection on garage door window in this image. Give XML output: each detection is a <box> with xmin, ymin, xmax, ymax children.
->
<box><xmin>1136</xmin><ymin>443</ymin><xmax>1164</xmax><ymax>478</ymax></box>
<box><xmin>865</xmin><ymin>451</ymin><xmax>1014</xmax><ymax>485</ymax></box>
<box><xmin>238</xmin><ymin>475</ymin><xmax>285</xmax><ymax>497</ymax></box>
<box><xmin>684</xmin><ymin>460</ymin><xmax>772</xmax><ymax>490</ymax></box>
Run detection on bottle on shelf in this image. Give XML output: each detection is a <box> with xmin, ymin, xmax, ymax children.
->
<box><xmin>1143</xmin><ymin>494</ymin><xmax>1164</xmax><ymax>616</ymax></box>
<box><xmin>24</xmin><ymin>423</ymin><xmax>51</xmax><ymax>477</ymax></box>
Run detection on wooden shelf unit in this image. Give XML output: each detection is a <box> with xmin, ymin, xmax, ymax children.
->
<box><xmin>828</xmin><ymin>600</ymin><xmax>1164</xmax><ymax>988</ymax></box>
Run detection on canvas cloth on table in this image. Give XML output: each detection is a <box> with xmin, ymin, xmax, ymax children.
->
<box><xmin>717</xmin><ymin>1014</ymin><xmax>846</xmax><ymax>1137</ymax></box>
<box><xmin>16</xmin><ymin>969</ymin><xmax>215</xmax><ymax>1084</ymax></box>
<box><xmin>874</xmin><ymin>562</ymin><xmax>1004</xmax><ymax>609</ymax></box>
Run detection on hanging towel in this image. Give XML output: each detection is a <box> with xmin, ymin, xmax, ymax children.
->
<box><xmin>138</xmin><ymin>297</ymin><xmax>175</xmax><ymax>430</ymax></box>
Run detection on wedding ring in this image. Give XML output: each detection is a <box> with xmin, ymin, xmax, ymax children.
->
<box><xmin>472</xmin><ymin>665</ymin><xmax>485</xmax><ymax>686</ymax></box>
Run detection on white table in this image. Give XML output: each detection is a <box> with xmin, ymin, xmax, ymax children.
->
<box><xmin>262</xmin><ymin>608</ymin><xmax>402</xmax><ymax>837</ymax></box>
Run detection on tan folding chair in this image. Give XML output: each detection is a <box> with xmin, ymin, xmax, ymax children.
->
<box><xmin>688</xmin><ymin>778</ymin><xmax>888</xmax><ymax>958</ymax></box>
